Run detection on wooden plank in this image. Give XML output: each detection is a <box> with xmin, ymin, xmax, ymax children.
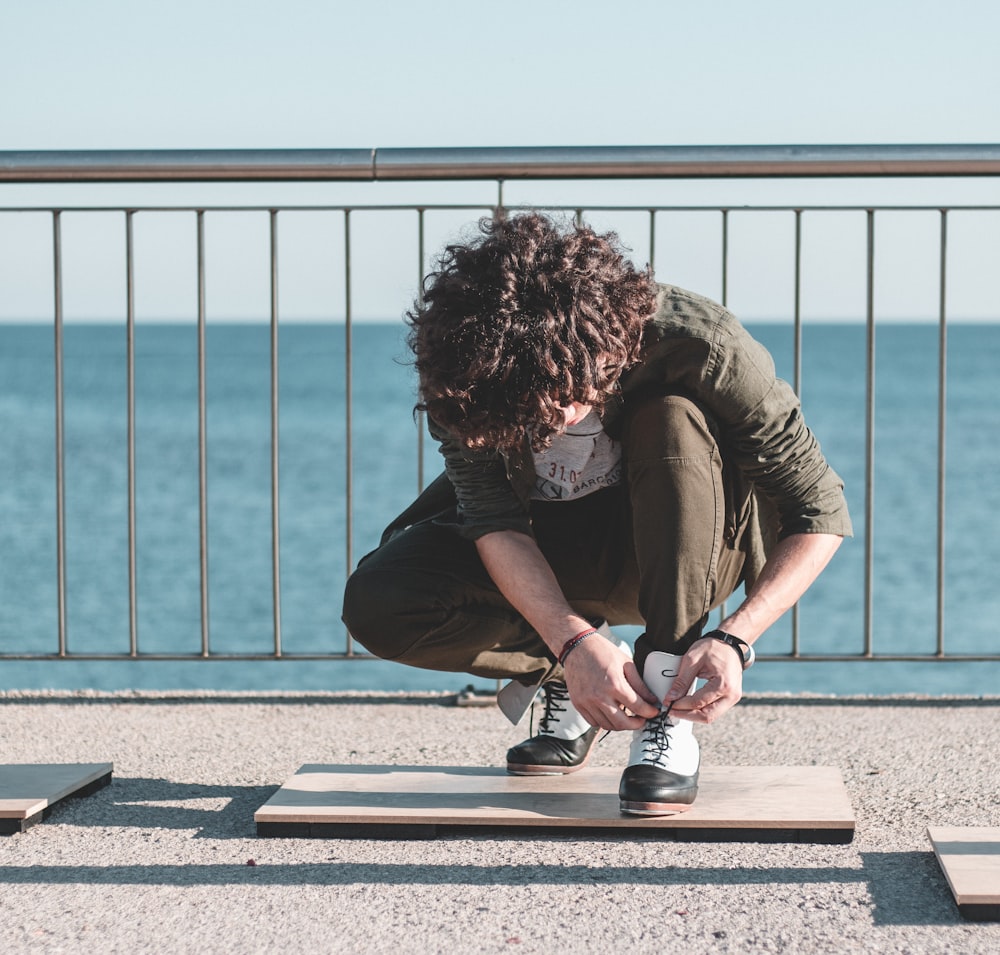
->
<box><xmin>256</xmin><ymin>764</ymin><xmax>854</xmax><ymax>843</ymax></box>
<box><xmin>0</xmin><ymin>763</ymin><xmax>113</xmax><ymax>834</ymax></box>
<box><xmin>928</xmin><ymin>826</ymin><xmax>1000</xmax><ymax>921</ymax></box>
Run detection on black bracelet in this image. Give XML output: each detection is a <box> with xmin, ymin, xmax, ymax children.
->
<box><xmin>701</xmin><ymin>629</ymin><xmax>755</xmax><ymax>670</ymax></box>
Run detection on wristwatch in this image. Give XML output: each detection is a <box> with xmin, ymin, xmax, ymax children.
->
<box><xmin>702</xmin><ymin>630</ymin><xmax>755</xmax><ymax>670</ymax></box>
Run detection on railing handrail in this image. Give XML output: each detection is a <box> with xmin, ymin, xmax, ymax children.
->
<box><xmin>3</xmin><ymin>144</ymin><xmax>1000</xmax><ymax>183</ymax></box>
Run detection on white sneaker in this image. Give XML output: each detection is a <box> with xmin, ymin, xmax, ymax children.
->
<box><xmin>618</xmin><ymin>650</ymin><xmax>700</xmax><ymax>814</ymax></box>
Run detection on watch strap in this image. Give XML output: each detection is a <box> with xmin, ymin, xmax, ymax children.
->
<box><xmin>702</xmin><ymin>629</ymin><xmax>755</xmax><ymax>670</ymax></box>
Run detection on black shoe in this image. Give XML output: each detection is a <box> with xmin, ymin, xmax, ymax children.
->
<box><xmin>618</xmin><ymin>760</ymin><xmax>699</xmax><ymax>815</ymax></box>
<box><xmin>506</xmin><ymin>681</ymin><xmax>599</xmax><ymax>775</ymax></box>
<box><xmin>618</xmin><ymin>651</ymin><xmax>700</xmax><ymax>815</ymax></box>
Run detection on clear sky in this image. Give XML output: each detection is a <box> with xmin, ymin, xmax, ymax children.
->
<box><xmin>6</xmin><ymin>0</ymin><xmax>999</xmax><ymax>149</ymax></box>
<box><xmin>3</xmin><ymin>0</ymin><xmax>1000</xmax><ymax>320</ymax></box>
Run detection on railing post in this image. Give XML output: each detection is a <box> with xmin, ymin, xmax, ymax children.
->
<box><xmin>717</xmin><ymin>208</ymin><xmax>730</xmax><ymax>623</ymax></box>
<box><xmin>269</xmin><ymin>209</ymin><xmax>283</xmax><ymax>657</ymax></box>
<box><xmin>864</xmin><ymin>210</ymin><xmax>876</xmax><ymax>658</ymax></box>
<box><xmin>344</xmin><ymin>208</ymin><xmax>354</xmax><ymax>655</ymax></box>
<box><xmin>791</xmin><ymin>209</ymin><xmax>803</xmax><ymax>657</ymax></box>
<box><xmin>52</xmin><ymin>210</ymin><xmax>67</xmax><ymax>657</ymax></box>
<box><xmin>196</xmin><ymin>210</ymin><xmax>211</xmax><ymax>657</ymax></box>
<box><xmin>126</xmin><ymin>210</ymin><xmax>138</xmax><ymax>656</ymax></box>
<box><xmin>721</xmin><ymin>209</ymin><xmax>729</xmax><ymax>307</ymax></box>
<box><xmin>936</xmin><ymin>210</ymin><xmax>948</xmax><ymax>657</ymax></box>
<box><xmin>416</xmin><ymin>208</ymin><xmax>426</xmax><ymax>494</ymax></box>
<box><xmin>648</xmin><ymin>209</ymin><xmax>656</xmax><ymax>272</ymax></box>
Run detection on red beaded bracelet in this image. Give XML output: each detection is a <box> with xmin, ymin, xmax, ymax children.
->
<box><xmin>558</xmin><ymin>627</ymin><xmax>598</xmax><ymax>665</ymax></box>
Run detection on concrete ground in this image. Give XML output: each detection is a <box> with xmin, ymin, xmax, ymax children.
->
<box><xmin>1</xmin><ymin>690</ymin><xmax>998</xmax><ymax>954</ymax></box>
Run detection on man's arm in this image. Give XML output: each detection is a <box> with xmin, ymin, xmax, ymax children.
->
<box><xmin>475</xmin><ymin>529</ymin><xmax>660</xmax><ymax>731</ymax></box>
<box><xmin>666</xmin><ymin>531</ymin><xmax>843</xmax><ymax>723</ymax></box>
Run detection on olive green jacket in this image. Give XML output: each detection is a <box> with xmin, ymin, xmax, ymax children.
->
<box><xmin>384</xmin><ymin>284</ymin><xmax>852</xmax><ymax>587</ymax></box>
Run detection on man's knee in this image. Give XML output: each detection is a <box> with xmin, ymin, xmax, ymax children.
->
<box><xmin>341</xmin><ymin>559</ymin><xmax>413</xmax><ymax>660</ymax></box>
<box><xmin>625</xmin><ymin>393</ymin><xmax>717</xmax><ymax>460</ymax></box>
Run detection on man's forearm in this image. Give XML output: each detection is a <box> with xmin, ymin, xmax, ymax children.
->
<box><xmin>474</xmin><ymin>528</ymin><xmax>658</xmax><ymax>729</ymax></box>
<box><xmin>718</xmin><ymin>532</ymin><xmax>843</xmax><ymax>644</ymax></box>
<box><xmin>474</xmin><ymin>530</ymin><xmax>590</xmax><ymax>656</ymax></box>
<box><xmin>664</xmin><ymin>532</ymin><xmax>843</xmax><ymax>722</ymax></box>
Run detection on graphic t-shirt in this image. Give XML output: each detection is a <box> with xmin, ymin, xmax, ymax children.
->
<box><xmin>530</xmin><ymin>410</ymin><xmax>623</xmax><ymax>501</ymax></box>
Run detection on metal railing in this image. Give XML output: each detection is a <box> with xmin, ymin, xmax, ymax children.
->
<box><xmin>2</xmin><ymin>145</ymin><xmax>999</xmax><ymax>665</ymax></box>
<box><xmin>5</xmin><ymin>144</ymin><xmax>1000</xmax><ymax>182</ymax></box>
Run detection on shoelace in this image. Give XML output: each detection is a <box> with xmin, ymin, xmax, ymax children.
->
<box><xmin>537</xmin><ymin>682</ymin><xmax>571</xmax><ymax>735</ymax></box>
<box><xmin>640</xmin><ymin>702</ymin><xmax>675</xmax><ymax>764</ymax></box>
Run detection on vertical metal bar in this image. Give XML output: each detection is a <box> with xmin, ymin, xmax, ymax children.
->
<box><xmin>125</xmin><ymin>211</ymin><xmax>138</xmax><ymax>656</ymax></box>
<box><xmin>575</xmin><ymin>208</ymin><xmax>583</xmax><ymax>228</ymax></box>
<box><xmin>344</xmin><ymin>209</ymin><xmax>355</xmax><ymax>654</ymax></box>
<box><xmin>269</xmin><ymin>210</ymin><xmax>282</xmax><ymax>656</ymax></box>
<box><xmin>793</xmin><ymin>211</ymin><xmax>804</xmax><ymax>397</ymax></box>
<box><xmin>52</xmin><ymin>211</ymin><xmax>67</xmax><ymax>656</ymax></box>
<box><xmin>936</xmin><ymin>210</ymin><xmax>948</xmax><ymax>656</ymax></box>
<box><xmin>864</xmin><ymin>210</ymin><xmax>876</xmax><ymax>657</ymax></box>
<box><xmin>648</xmin><ymin>209</ymin><xmax>656</xmax><ymax>272</ymax></box>
<box><xmin>496</xmin><ymin>179</ymin><xmax>505</xmax><ymax>218</ymax></box>
<box><xmin>721</xmin><ymin>209</ymin><xmax>729</xmax><ymax>306</ymax></box>
<box><xmin>717</xmin><ymin>208</ymin><xmax>730</xmax><ymax>622</ymax></box>
<box><xmin>196</xmin><ymin>211</ymin><xmax>211</xmax><ymax>656</ymax></box>
<box><xmin>416</xmin><ymin>208</ymin><xmax>426</xmax><ymax>494</ymax></box>
<box><xmin>791</xmin><ymin>209</ymin><xmax>803</xmax><ymax>656</ymax></box>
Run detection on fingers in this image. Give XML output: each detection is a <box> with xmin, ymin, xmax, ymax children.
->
<box><xmin>667</xmin><ymin>670</ymin><xmax>742</xmax><ymax>723</ymax></box>
<box><xmin>571</xmin><ymin>686</ymin><xmax>658</xmax><ymax>732</ymax></box>
<box><xmin>667</xmin><ymin>683</ymin><xmax>739</xmax><ymax>724</ymax></box>
<box><xmin>575</xmin><ymin>700</ymin><xmax>647</xmax><ymax>733</ymax></box>
<box><xmin>663</xmin><ymin>644</ymin><xmax>743</xmax><ymax>724</ymax></box>
<box><xmin>665</xmin><ymin>668</ymin><xmax>696</xmax><ymax>703</ymax></box>
<box><xmin>564</xmin><ymin>640</ymin><xmax>662</xmax><ymax>730</ymax></box>
<box><xmin>574</xmin><ymin>700</ymin><xmax>646</xmax><ymax>730</ymax></box>
<box><xmin>579</xmin><ymin>664</ymin><xmax>660</xmax><ymax>730</ymax></box>
<box><xmin>623</xmin><ymin>661</ymin><xmax>661</xmax><ymax>717</ymax></box>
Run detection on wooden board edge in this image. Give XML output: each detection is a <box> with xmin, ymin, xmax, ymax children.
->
<box><xmin>0</xmin><ymin>798</ymin><xmax>49</xmax><ymax>821</ymax></box>
<box><xmin>254</xmin><ymin>801</ymin><xmax>855</xmax><ymax>830</ymax></box>
<box><xmin>956</xmin><ymin>902</ymin><xmax>1000</xmax><ymax>923</ymax></box>
<box><xmin>256</xmin><ymin>819</ymin><xmax>854</xmax><ymax>844</ymax></box>
<box><xmin>927</xmin><ymin>825</ymin><xmax>1000</xmax><ymax>920</ymax></box>
<box><xmin>0</xmin><ymin>768</ymin><xmax>112</xmax><ymax>835</ymax></box>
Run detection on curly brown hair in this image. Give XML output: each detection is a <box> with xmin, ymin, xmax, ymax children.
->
<box><xmin>407</xmin><ymin>212</ymin><xmax>656</xmax><ymax>452</ymax></box>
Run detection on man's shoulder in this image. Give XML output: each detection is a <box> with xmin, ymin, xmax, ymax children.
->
<box><xmin>648</xmin><ymin>283</ymin><xmax>741</xmax><ymax>343</ymax></box>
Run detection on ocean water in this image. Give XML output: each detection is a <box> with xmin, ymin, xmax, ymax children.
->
<box><xmin>1</xmin><ymin>320</ymin><xmax>999</xmax><ymax>697</ymax></box>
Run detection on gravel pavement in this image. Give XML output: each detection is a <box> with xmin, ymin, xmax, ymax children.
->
<box><xmin>2</xmin><ymin>690</ymin><xmax>999</xmax><ymax>954</ymax></box>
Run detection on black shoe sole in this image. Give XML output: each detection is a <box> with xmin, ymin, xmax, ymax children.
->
<box><xmin>619</xmin><ymin>798</ymin><xmax>695</xmax><ymax>816</ymax></box>
<box><xmin>506</xmin><ymin>755</ymin><xmax>593</xmax><ymax>776</ymax></box>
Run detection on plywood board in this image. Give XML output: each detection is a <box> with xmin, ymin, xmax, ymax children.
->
<box><xmin>256</xmin><ymin>764</ymin><xmax>854</xmax><ymax>843</ymax></box>
<box><xmin>0</xmin><ymin>763</ymin><xmax>113</xmax><ymax>834</ymax></box>
<box><xmin>928</xmin><ymin>826</ymin><xmax>1000</xmax><ymax>921</ymax></box>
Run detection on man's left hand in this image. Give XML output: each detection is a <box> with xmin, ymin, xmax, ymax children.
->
<box><xmin>662</xmin><ymin>637</ymin><xmax>744</xmax><ymax>724</ymax></box>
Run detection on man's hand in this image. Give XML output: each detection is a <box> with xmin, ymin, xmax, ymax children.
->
<box><xmin>662</xmin><ymin>637</ymin><xmax>745</xmax><ymax>724</ymax></box>
<box><xmin>563</xmin><ymin>636</ymin><xmax>660</xmax><ymax>731</ymax></box>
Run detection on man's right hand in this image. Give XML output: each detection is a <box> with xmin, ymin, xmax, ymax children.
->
<box><xmin>473</xmin><ymin>530</ymin><xmax>659</xmax><ymax>730</ymax></box>
<box><xmin>563</xmin><ymin>636</ymin><xmax>660</xmax><ymax>731</ymax></box>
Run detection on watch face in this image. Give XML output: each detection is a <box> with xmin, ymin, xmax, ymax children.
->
<box><xmin>725</xmin><ymin>633</ymin><xmax>753</xmax><ymax>669</ymax></box>
<box><xmin>706</xmin><ymin>631</ymin><xmax>753</xmax><ymax>669</ymax></box>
